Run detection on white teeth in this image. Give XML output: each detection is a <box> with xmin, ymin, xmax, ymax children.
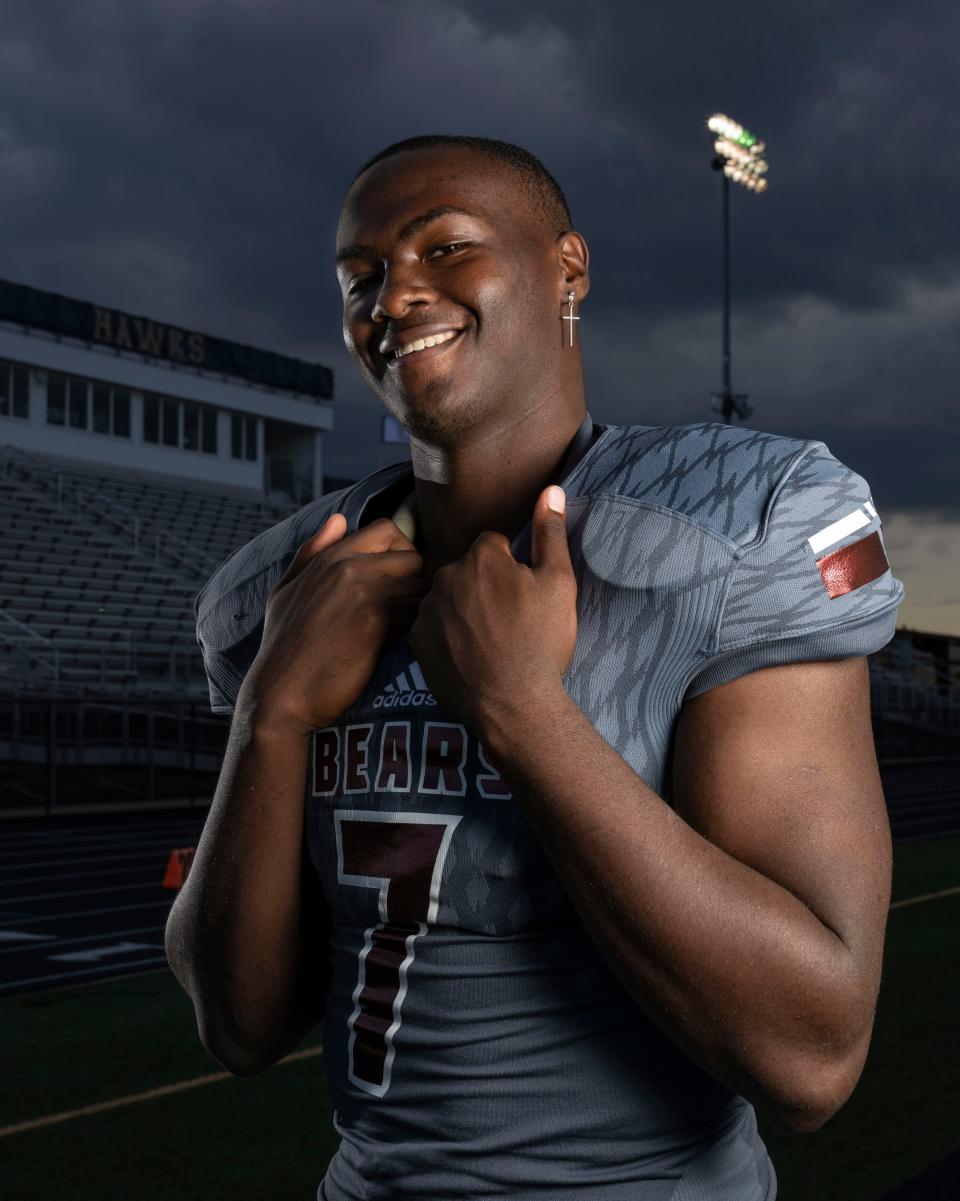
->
<box><xmin>394</xmin><ymin>329</ymin><xmax>457</xmax><ymax>357</ymax></box>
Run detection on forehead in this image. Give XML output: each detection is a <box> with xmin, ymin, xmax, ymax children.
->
<box><xmin>337</xmin><ymin>147</ymin><xmax>539</xmax><ymax>243</ymax></box>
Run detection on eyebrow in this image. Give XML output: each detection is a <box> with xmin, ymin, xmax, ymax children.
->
<box><xmin>335</xmin><ymin>205</ymin><xmax>481</xmax><ymax>267</ymax></box>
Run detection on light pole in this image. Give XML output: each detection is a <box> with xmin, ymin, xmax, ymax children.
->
<box><xmin>706</xmin><ymin>113</ymin><xmax>769</xmax><ymax>424</ymax></box>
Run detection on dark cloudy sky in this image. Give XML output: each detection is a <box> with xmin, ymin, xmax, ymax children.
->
<box><xmin>2</xmin><ymin>1</ymin><xmax>957</xmax><ymax>633</ymax></box>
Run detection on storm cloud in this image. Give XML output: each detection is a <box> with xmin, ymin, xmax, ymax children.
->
<box><xmin>0</xmin><ymin>0</ymin><xmax>956</xmax><ymax>626</ymax></box>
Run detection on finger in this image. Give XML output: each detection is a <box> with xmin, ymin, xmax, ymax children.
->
<box><xmin>275</xmin><ymin>512</ymin><xmax>347</xmax><ymax>590</ymax></box>
<box><xmin>349</xmin><ymin>515</ymin><xmax>419</xmax><ymax>555</ymax></box>
<box><xmin>531</xmin><ymin>485</ymin><xmax>572</xmax><ymax>576</ymax></box>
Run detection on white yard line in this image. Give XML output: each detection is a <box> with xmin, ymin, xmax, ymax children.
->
<box><xmin>889</xmin><ymin>884</ymin><xmax>960</xmax><ymax>909</ymax></box>
<box><xmin>0</xmin><ymin>1046</ymin><xmax>324</xmax><ymax>1138</ymax></box>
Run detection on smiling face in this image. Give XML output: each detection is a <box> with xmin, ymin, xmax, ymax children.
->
<box><xmin>335</xmin><ymin>145</ymin><xmax>583</xmax><ymax>446</ymax></box>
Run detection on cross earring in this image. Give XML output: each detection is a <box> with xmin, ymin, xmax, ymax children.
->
<box><xmin>562</xmin><ymin>290</ymin><xmax>580</xmax><ymax>347</ymax></box>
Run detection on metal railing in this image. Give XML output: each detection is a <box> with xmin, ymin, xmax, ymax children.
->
<box><xmin>0</xmin><ymin>608</ymin><xmax>61</xmax><ymax>682</ymax></box>
<box><xmin>1</xmin><ymin>444</ymin><xmax>222</xmax><ymax>581</ymax></box>
<box><xmin>0</xmin><ymin>693</ymin><xmax>230</xmax><ymax>815</ymax></box>
<box><xmin>870</xmin><ymin>671</ymin><xmax>960</xmax><ymax>737</ymax></box>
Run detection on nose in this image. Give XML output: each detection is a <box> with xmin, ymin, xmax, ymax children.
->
<box><xmin>370</xmin><ymin>261</ymin><xmax>436</xmax><ymax>322</ymax></box>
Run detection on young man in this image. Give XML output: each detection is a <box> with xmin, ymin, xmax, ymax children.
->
<box><xmin>166</xmin><ymin>135</ymin><xmax>905</xmax><ymax>1201</ymax></box>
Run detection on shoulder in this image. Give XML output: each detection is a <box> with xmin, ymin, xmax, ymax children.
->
<box><xmin>194</xmin><ymin>483</ymin><xmax>352</xmax><ymax>656</ymax></box>
<box><xmin>582</xmin><ymin>420</ymin><xmax>817</xmax><ymax>545</ymax></box>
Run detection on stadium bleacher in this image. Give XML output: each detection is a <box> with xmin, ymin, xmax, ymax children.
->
<box><xmin>0</xmin><ymin>444</ymin><xmax>299</xmax><ymax>695</ymax></box>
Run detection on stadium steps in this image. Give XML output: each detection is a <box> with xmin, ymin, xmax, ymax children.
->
<box><xmin>2</xmin><ymin>448</ymin><xmax>271</xmax><ymax>583</ymax></box>
<box><xmin>0</xmin><ymin>446</ymin><xmax>301</xmax><ymax>697</ymax></box>
<box><xmin>0</xmin><ymin>578</ymin><xmax>195</xmax><ymax>600</ymax></box>
<box><xmin>4</xmin><ymin>611</ymin><xmax>188</xmax><ymax>637</ymax></box>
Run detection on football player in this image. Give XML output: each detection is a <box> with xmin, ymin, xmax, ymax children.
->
<box><xmin>166</xmin><ymin>135</ymin><xmax>904</xmax><ymax>1201</ymax></box>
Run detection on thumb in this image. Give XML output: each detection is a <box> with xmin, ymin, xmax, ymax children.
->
<box><xmin>276</xmin><ymin>511</ymin><xmax>347</xmax><ymax>589</ymax></box>
<box><xmin>532</xmin><ymin>485</ymin><xmax>571</xmax><ymax>574</ymax></box>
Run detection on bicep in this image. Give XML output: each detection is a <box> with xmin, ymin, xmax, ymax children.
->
<box><xmin>671</xmin><ymin>656</ymin><xmax>892</xmax><ymax>1032</ymax></box>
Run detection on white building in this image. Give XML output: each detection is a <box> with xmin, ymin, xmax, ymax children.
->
<box><xmin>0</xmin><ymin>277</ymin><xmax>333</xmax><ymax>502</ymax></box>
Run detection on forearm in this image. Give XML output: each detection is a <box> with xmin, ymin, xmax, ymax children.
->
<box><xmin>478</xmin><ymin>683</ymin><xmax>854</xmax><ymax>1131</ymax></box>
<box><xmin>164</xmin><ymin>696</ymin><xmax>318</xmax><ymax>1070</ymax></box>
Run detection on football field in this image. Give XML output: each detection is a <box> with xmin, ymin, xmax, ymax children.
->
<box><xmin>1</xmin><ymin>801</ymin><xmax>957</xmax><ymax>1200</ymax></box>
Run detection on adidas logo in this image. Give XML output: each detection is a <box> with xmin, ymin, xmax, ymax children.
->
<box><xmin>373</xmin><ymin>660</ymin><xmax>437</xmax><ymax>709</ymax></box>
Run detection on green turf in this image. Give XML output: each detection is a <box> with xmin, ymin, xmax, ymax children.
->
<box><xmin>2</xmin><ymin>834</ymin><xmax>958</xmax><ymax>1200</ymax></box>
<box><xmin>888</xmin><ymin>831</ymin><xmax>959</xmax><ymax>903</ymax></box>
<box><xmin>757</xmin><ymin>893</ymin><xmax>960</xmax><ymax>1198</ymax></box>
<box><xmin>2</xmin><ymin>970</ymin><xmax>333</xmax><ymax>1199</ymax></box>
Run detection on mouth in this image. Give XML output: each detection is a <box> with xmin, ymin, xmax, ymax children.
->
<box><xmin>383</xmin><ymin>328</ymin><xmax>464</xmax><ymax>368</ymax></box>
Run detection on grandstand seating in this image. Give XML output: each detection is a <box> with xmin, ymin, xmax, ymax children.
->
<box><xmin>0</xmin><ymin>445</ymin><xmax>299</xmax><ymax>696</ymax></box>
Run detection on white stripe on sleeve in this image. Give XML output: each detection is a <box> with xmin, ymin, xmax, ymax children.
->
<box><xmin>808</xmin><ymin>507</ymin><xmax>871</xmax><ymax>555</ymax></box>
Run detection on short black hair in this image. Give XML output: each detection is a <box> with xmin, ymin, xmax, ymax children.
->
<box><xmin>350</xmin><ymin>134</ymin><xmax>573</xmax><ymax>238</ymax></box>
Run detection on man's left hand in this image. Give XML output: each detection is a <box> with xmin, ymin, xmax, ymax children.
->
<box><xmin>407</xmin><ymin>484</ymin><xmax>578</xmax><ymax>734</ymax></box>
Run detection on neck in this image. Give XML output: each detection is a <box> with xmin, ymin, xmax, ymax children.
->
<box><xmin>407</xmin><ymin>399</ymin><xmax>587</xmax><ymax>576</ymax></box>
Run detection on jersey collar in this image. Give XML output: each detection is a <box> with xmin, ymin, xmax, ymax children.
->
<box><xmin>334</xmin><ymin>410</ymin><xmax>610</xmax><ymax>564</ymax></box>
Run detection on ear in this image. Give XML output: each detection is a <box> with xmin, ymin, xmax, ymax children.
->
<box><xmin>557</xmin><ymin>231</ymin><xmax>590</xmax><ymax>305</ymax></box>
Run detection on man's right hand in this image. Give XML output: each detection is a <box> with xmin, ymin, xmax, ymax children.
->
<box><xmin>236</xmin><ymin>513</ymin><xmax>428</xmax><ymax>737</ymax></box>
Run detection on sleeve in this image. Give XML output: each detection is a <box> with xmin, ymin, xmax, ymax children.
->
<box><xmin>197</xmin><ymin>636</ymin><xmax>245</xmax><ymax>716</ymax></box>
<box><xmin>684</xmin><ymin>441</ymin><xmax>906</xmax><ymax>700</ymax></box>
<box><xmin>194</xmin><ymin>581</ymin><xmax>249</xmax><ymax>716</ymax></box>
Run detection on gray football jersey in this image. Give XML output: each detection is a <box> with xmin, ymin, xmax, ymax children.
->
<box><xmin>194</xmin><ymin>412</ymin><xmax>904</xmax><ymax>1201</ymax></box>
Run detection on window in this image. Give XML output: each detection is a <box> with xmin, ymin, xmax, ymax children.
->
<box><xmin>144</xmin><ymin>393</ymin><xmax>215</xmax><ymax>452</ymax></box>
<box><xmin>46</xmin><ymin>373</ymin><xmax>66</xmax><ymax>425</ymax></box>
<box><xmin>91</xmin><ymin>383</ymin><xmax>130</xmax><ymax>437</ymax></box>
<box><xmin>113</xmin><ymin>389</ymin><xmax>130</xmax><ymax>437</ymax></box>
<box><xmin>144</xmin><ymin>394</ymin><xmax>159</xmax><ymax>442</ymax></box>
<box><xmin>41</xmin><ymin>372</ymin><xmax>131</xmax><ymax>439</ymax></box>
<box><xmin>13</xmin><ymin>366</ymin><xmax>29</xmax><ymax>417</ymax></box>
<box><xmin>161</xmin><ymin>397</ymin><xmax>178</xmax><ymax>447</ymax></box>
<box><xmin>231</xmin><ymin>413</ymin><xmax>258</xmax><ymax>461</ymax></box>
<box><xmin>68</xmin><ymin>378</ymin><xmax>88</xmax><ymax>429</ymax></box>
<box><xmin>201</xmin><ymin>406</ymin><xmax>217</xmax><ymax>453</ymax></box>
<box><xmin>92</xmin><ymin>383</ymin><xmax>111</xmax><ymax>434</ymax></box>
<box><xmin>0</xmin><ymin>360</ymin><xmax>29</xmax><ymax>419</ymax></box>
<box><xmin>183</xmin><ymin>403</ymin><xmax>199</xmax><ymax>451</ymax></box>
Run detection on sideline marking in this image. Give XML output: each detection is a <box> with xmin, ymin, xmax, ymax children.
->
<box><xmin>889</xmin><ymin>884</ymin><xmax>960</xmax><ymax>910</ymax></box>
<box><xmin>0</xmin><ymin>1045</ymin><xmax>323</xmax><ymax>1138</ymax></box>
<box><xmin>48</xmin><ymin>941</ymin><xmax>162</xmax><ymax>963</ymax></box>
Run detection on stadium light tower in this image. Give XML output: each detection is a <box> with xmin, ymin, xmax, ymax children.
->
<box><xmin>706</xmin><ymin>113</ymin><xmax>769</xmax><ymax>424</ymax></box>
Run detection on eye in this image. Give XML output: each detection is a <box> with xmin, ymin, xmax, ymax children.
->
<box><xmin>426</xmin><ymin>241</ymin><xmax>469</xmax><ymax>260</ymax></box>
<box><xmin>347</xmin><ymin>273</ymin><xmax>380</xmax><ymax>296</ymax></box>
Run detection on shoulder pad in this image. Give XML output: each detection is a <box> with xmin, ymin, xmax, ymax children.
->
<box><xmin>579</xmin><ymin>422</ymin><xmax>816</xmax><ymax>546</ymax></box>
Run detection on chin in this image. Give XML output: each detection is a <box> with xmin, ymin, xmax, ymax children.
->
<box><xmin>390</xmin><ymin>386</ymin><xmax>488</xmax><ymax>447</ymax></box>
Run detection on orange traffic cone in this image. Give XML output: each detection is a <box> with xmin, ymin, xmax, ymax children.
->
<box><xmin>163</xmin><ymin>847</ymin><xmax>196</xmax><ymax>890</ymax></box>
